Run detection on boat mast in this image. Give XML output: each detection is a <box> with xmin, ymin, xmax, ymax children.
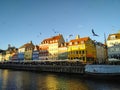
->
<box><xmin>104</xmin><ymin>33</ymin><xmax>108</xmax><ymax>63</ymax></box>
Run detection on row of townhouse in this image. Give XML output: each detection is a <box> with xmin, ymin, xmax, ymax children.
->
<box><xmin>107</xmin><ymin>32</ymin><xmax>120</xmax><ymax>63</ymax></box>
<box><xmin>0</xmin><ymin>34</ymin><xmax>107</xmax><ymax>64</ymax></box>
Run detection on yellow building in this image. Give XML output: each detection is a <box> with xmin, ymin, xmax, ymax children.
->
<box><xmin>40</xmin><ymin>34</ymin><xmax>65</xmax><ymax>60</ymax></box>
<box><xmin>68</xmin><ymin>35</ymin><xmax>96</xmax><ymax>63</ymax></box>
<box><xmin>5</xmin><ymin>44</ymin><xmax>18</xmax><ymax>61</ymax></box>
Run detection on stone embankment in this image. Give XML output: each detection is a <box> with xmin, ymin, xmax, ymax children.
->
<box><xmin>0</xmin><ymin>60</ymin><xmax>85</xmax><ymax>74</ymax></box>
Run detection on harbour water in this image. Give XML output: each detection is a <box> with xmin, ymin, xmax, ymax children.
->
<box><xmin>0</xmin><ymin>69</ymin><xmax>120</xmax><ymax>90</ymax></box>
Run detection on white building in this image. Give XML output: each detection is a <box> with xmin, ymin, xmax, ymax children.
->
<box><xmin>95</xmin><ymin>42</ymin><xmax>106</xmax><ymax>63</ymax></box>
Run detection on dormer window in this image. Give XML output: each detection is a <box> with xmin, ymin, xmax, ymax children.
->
<box><xmin>110</xmin><ymin>35</ymin><xmax>116</xmax><ymax>40</ymax></box>
<box><xmin>75</xmin><ymin>42</ymin><xmax>78</xmax><ymax>45</ymax></box>
<box><xmin>81</xmin><ymin>41</ymin><xmax>84</xmax><ymax>44</ymax></box>
<box><xmin>50</xmin><ymin>41</ymin><xmax>52</xmax><ymax>43</ymax></box>
<box><xmin>69</xmin><ymin>42</ymin><xmax>72</xmax><ymax>45</ymax></box>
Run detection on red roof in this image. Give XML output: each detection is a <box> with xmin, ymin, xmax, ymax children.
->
<box><xmin>69</xmin><ymin>37</ymin><xmax>90</xmax><ymax>45</ymax></box>
<box><xmin>42</xmin><ymin>34</ymin><xmax>62</xmax><ymax>43</ymax></box>
<box><xmin>19</xmin><ymin>42</ymin><xmax>34</xmax><ymax>49</ymax></box>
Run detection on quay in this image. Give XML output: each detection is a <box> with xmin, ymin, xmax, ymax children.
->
<box><xmin>0</xmin><ymin>60</ymin><xmax>85</xmax><ymax>74</ymax></box>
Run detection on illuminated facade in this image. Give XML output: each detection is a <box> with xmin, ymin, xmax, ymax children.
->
<box><xmin>107</xmin><ymin>33</ymin><xmax>120</xmax><ymax>62</ymax></box>
<box><xmin>58</xmin><ymin>43</ymin><xmax>68</xmax><ymax>60</ymax></box>
<box><xmin>19</xmin><ymin>41</ymin><xmax>34</xmax><ymax>60</ymax></box>
<box><xmin>0</xmin><ymin>50</ymin><xmax>5</xmax><ymax>61</ymax></box>
<box><xmin>40</xmin><ymin>34</ymin><xmax>65</xmax><ymax>60</ymax></box>
<box><xmin>5</xmin><ymin>44</ymin><xmax>18</xmax><ymax>61</ymax></box>
<box><xmin>32</xmin><ymin>45</ymin><xmax>39</xmax><ymax>60</ymax></box>
<box><xmin>39</xmin><ymin>43</ymin><xmax>49</xmax><ymax>60</ymax></box>
<box><xmin>107</xmin><ymin>33</ymin><xmax>120</xmax><ymax>47</ymax></box>
<box><xmin>67</xmin><ymin>35</ymin><xmax>96</xmax><ymax>63</ymax></box>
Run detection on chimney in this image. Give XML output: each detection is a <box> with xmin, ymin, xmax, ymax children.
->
<box><xmin>29</xmin><ymin>41</ymin><xmax>32</xmax><ymax>44</ymax></box>
<box><xmin>8</xmin><ymin>44</ymin><xmax>11</xmax><ymax>48</ymax></box>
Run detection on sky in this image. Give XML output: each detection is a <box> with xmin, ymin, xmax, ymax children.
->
<box><xmin>0</xmin><ymin>0</ymin><xmax>120</xmax><ymax>50</ymax></box>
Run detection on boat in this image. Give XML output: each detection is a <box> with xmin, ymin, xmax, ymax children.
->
<box><xmin>85</xmin><ymin>64</ymin><xmax>120</xmax><ymax>76</ymax></box>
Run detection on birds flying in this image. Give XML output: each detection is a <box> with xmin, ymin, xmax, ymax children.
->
<box><xmin>92</xmin><ymin>29</ymin><xmax>99</xmax><ymax>36</ymax></box>
<box><xmin>52</xmin><ymin>29</ymin><xmax>58</xmax><ymax>34</ymax></box>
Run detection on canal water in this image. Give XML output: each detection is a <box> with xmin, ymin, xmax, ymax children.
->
<box><xmin>0</xmin><ymin>69</ymin><xmax>120</xmax><ymax>90</ymax></box>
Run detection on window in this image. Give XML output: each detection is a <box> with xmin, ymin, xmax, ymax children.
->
<box><xmin>69</xmin><ymin>42</ymin><xmax>72</xmax><ymax>45</ymax></box>
<box><xmin>79</xmin><ymin>51</ymin><xmax>81</xmax><ymax>54</ymax></box>
<box><xmin>75</xmin><ymin>42</ymin><xmax>78</xmax><ymax>44</ymax></box>
<box><xmin>110</xmin><ymin>35</ymin><xmax>116</xmax><ymax>40</ymax></box>
<box><xmin>76</xmin><ymin>51</ymin><xmax>78</xmax><ymax>54</ymax></box>
<box><xmin>81</xmin><ymin>41</ymin><xmax>84</xmax><ymax>44</ymax></box>
<box><xmin>82</xmin><ymin>50</ymin><xmax>84</xmax><ymax>54</ymax></box>
<box><xmin>116</xmin><ymin>48</ymin><xmax>119</xmax><ymax>51</ymax></box>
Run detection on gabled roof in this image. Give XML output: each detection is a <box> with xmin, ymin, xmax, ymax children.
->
<box><xmin>41</xmin><ymin>34</ymin><xmax>63</xmax><ymax>44</ymax></box>
<box><xmin>107</xmin><ymin>33</ymin><xmax>120</xmax><ymax>40</ymax></box>
<box><xmin>34</xmin><ymin>45</ymin><xmax>39</xmax><ymax>51</ymax></box>
<box><xmin>19</xmin><ymin>41</ymin><xmax>34</xmax><ymax>49</ymax></box>
<box><xmin>70</xmin><ymin>37</ymin><xmax>90</xmax><ymax>43</ymax></box>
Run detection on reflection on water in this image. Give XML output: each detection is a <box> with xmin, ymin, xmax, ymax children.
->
<box><xmin>0</xmin><ymin>69</ymin><xmax>120</xmax><ymax>90</ymax></box>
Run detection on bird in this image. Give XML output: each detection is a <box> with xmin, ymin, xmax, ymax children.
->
<box><xmin>52</xmin><ymin>29</ymin><xmax>58</xmax><ymax>34</ymax></box>
<box><xmin>39</xmin><ymin>32</ymin><xmax>42</xmax><ymax>35</ymax></box>
<box><xmin>37</xmin><ymin>32</ymin><xmax>42</xmax><ymax>38</ymax></box>
<box><xmin>68</xmin><ymin>34</ymin><xmax>73</xmax><ymax>38</ymax></box>
<box><xmin>92</xmin><ymin>29</ymin><xmax>99</xmax><ymax>36</ymax></box>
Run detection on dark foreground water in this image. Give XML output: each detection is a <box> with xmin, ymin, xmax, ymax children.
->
<box><xmin>0</xmin><ymin>69</ymin><xmax>120</xmax><ymax>90</ymax></box>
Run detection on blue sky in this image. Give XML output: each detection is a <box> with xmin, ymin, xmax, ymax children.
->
<box><xmin>0</xmin><ymin>0</ymin><xmax>120</xmax><ymax>50</ymax></box>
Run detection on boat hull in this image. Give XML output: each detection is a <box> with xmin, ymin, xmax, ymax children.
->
<box><xmin>84</xmin><ymin>65</ymin><xmax>120</xmax><ymax>80</ymax></box>
<box><xmin>85</xmin><ymin>65</ymin><xmax>120</xmax><ymax>76</ymax></box>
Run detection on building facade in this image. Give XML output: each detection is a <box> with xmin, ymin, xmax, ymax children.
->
<box><xmin>67</xmin><ymin>35</ymin><xmax>96</xmax><ymax>63</ymax></box>
<box><xmin>39</xmin><ymin>43</ymin><xmax>49</xmax><ymax>60</ymax></box>
<box><xmin>108</xmin><ymin>44</ymin><xmax>120</xmax><ymax>61</ymax></box>
<box><xmin>5</xmin><ymin>44</ymin><xmax>18</xmax><ymax>61</ymax></box>
<box><xmin>58</xmin><ymin>43</ymin><xmax>68</xmax><ymax>60</ymax></box>
<box><xmin>95</xmin><ymin>42</ymin><xmax>107</xmax><ymax>63</ymax></box>
<box><xmin>107</xmin><ymin>32</ymin><xmax>120</xmax><ymax>62</ymax></box>
<box><xmin>32</xmin><ymin>45</ymin><xmax>39</xmax><ymax>60</ymax></box>
<box><xmin>107</xmin><ymin>33</ymin><xmax>120</xmax><ymax>47</ymax></box>
<box><xmin>40</xmin><ymin>34</ymin><xmax>65</xmax><ymax>60</ymax></box>
<box><xmin>19</xmin><ymin>41</ymin><xmax>34</xmax><ymax>60</ymax></box>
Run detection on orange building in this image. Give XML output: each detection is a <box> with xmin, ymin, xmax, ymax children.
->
<box><xmin>39</xmin><ymin>44</ymin><xmax>49</xmax><ymax>60</ymax></box>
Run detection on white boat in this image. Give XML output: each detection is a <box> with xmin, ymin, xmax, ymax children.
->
<box><xmin>85</xmin><ymin>64</ymin><xmax>120</xmax><ymax>76</ymax></box>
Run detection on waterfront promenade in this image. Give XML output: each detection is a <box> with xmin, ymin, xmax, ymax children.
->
<box><xmin>0</xmin><ymin>60</ymin><xmax>85</xmax><ymax>74</ymax></box>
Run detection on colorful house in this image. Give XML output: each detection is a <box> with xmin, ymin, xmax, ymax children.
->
<box><xmin>18</xmin><ymin>52</ymin><xmax>24</xmax><ymax>60</ymax></box>
<box><xmin>40</xmin><ymin>34</ymin><xmax>65</xmax><ymax>60</ymax></box>
<box><xmin>19</xmin><ymin>41</ymin><xmax>34</xmax><ymax>60</ymax></box>
<box><xmin>67</xmin><ymin>35</ymin><xmax>96</xmax><ymax>63</ymax></box>
<box><xmin>39</xmin><ymin>43</ymin><xmax>49</xmax><ymax>60</ymax></box>
<box><xmin>0</xmin><ymin>50</ymin><xmax>5</xmax><ymax>61</ymax></box>
<box><xmin>107</xmin><ymin>33</ymin><xmax>120</xmax><ymax>47</ymax></box>
<box><xmin>32</xmin><ymin>45</ymin><xmax>39</xmax><ymax>60</ymax></box>
<box><xmin>95</xmin><ymin>42</ymin><xmax>107</xmax><ymax>63</ymax></box>
<box><xmin>107</xmin><ymin>32</ymin><xmax>120</xmax><ymax>62</ymax></box>
<box><xmin>11</xmin><ymin>53</ymin><xmax>18</xmax><ymax>60</ymax></box>
<box><xmin>5</xmin><ymin>44</ymin><xmax>18</xmax><ymax>61</ymax></box>
<box><xmin>58</xmin><ymin>43</ymin><xmax>68</xmax><ymax>60</ymax></box>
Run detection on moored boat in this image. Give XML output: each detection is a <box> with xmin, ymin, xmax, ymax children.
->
<box><xmin>85</xmin><ymin>64</ymin><xmax>120</xmax><ymax>76</ymax></box>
